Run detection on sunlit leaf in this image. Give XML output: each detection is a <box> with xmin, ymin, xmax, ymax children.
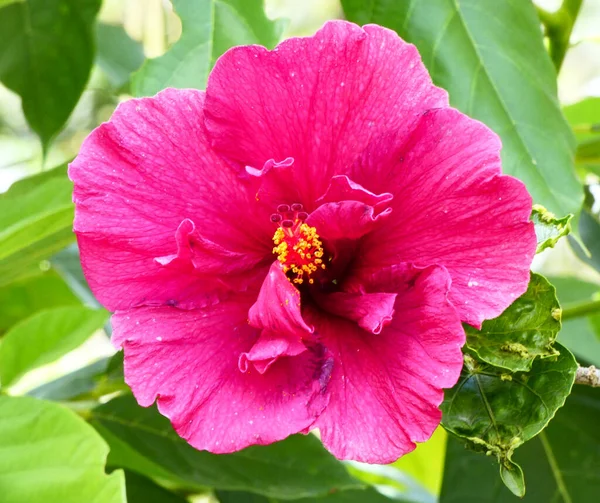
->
<box><xmin>0</xmin><ymin>270</ymin><xmax>79</xmax><ymax>334</ymax></box>
<box><xmin>0</xmin><ymin>396</ymin><xmax>125</xmax><ymax>503</ymax></box>
<box><xmin>0</xmin><ymin>306</ymin><xmax>108</xmax><ymax>387</ymax></box>
<box><xmin>0</xmin><ymin>164</ymin><xmax>75</xmax><ymax>288</ymax></box>
<box><xmin>342</xmin><ymin>0</ymin><xmax>581</xmax><ymax>217</ymax></box>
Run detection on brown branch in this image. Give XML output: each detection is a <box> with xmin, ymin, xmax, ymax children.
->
<box><xmin>575</xmin><ymin>366</ymin><xmax>600</xmax><ymax>387</ymax></box>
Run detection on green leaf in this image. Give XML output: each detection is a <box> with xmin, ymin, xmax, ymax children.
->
<box><xmin>465</xmin><ymin>273</ymin><xmax>561</xmax><ymax>372</ymax></box>
<box><xmin>132</xmin><ymin>0</ymin><xmax>285</xmax><ymax>96</ymax></box>
<box><xmin>341</xmin><ymin>0</ymin><xmax>581</xmax><ymax>217</ymax></box>
<box><xmin>576</xmin><ymin>137</ymin><xmax>600</xmax><ymax>168</ymax></box>
<box><xmin>531</xmin><ymin>205</ymin><xmax>572</xmax><ymax>253</ymax></box>
<box><xmin>125</xmin><ymin>471</ymin><xmax>188</xmax><ymax>503</ymax></box>
<box><xmin>27</xmin><ymin>357</ymin><xmax>110</xmax><ymax>401</ymax></box>
<box><xmin>440</xmin><ymin>383</ymin><xmax>600</xmax><ymax>502</ymax></box>
<box><xmin>569</xmin><ymin>186</ymin><xmax>600</xmax><ymax>273</ymax></box>
<box><xmin>0</xmin><ymin>0</ymin><xmax>23</xmax><ymax>7</ymax></box>
<box><xmin>0</xmin><ymin>162</ymin><xmax>67</xmax><ymax>200</ymax></box>
<box><xmin>96</xmin><ymin>23</ymin><xmax>145</xmax><ymax>89</ymax></box>
<box><xmin>0</xmin><ymin>177</ymin><xmax>73</xmax><ymax>261</ymax></box>
<box><xmin>0</xmin><ymin>0</ymin><xmax>102</xmax><ymax>150</ymax></box>
<box><xmin>563</xmin><ymin>97</ymin><xmax>600</xmax><ymax>142</ymax></box>
<box><xmin>392</xmin><ymin>426</ymin><xmax>446</xmax><ymax>497</ymax></box>
<box><xmin>563</xmin><ymin>96</ymin><xmax>600</xmax><ymax>174</ymax></box>
<box><xmin>0</xmin><ymin>164</ymin><xmax>75</xmax><ymax>287</ymax></box>
<box><xmin>0</xmin><ymin>306</ymin><xmax>108</xmax><ymax>387</ymax></box>
<box><xmin>27</xmin><ymin>354</ymin><xmax>126</xmax><ymax>402</ymax></box>
<box><xmin>0</xmin><ymin>396</ymin><xmax>125</xmax><ymax>503</ymax></box>
<box><xmin>441</xmin><ymin>343</ymin><xmax>577</xmax><ymax>497</ymax></box>
<box><xmin>0</xmin><ymin>270</ymin><xmax>79</xmax><ymax>334</ymax></box>
<box><xmin>90</xmin><ymin>394</ymin><xmax>361</xmax><ymax>499</ymax></box>
<box><xmin>549</xmin><ymin>275</ymin><xmax>600</xmax><ymax>367</ymax></box>
<box><xmin>217</xmin><ymin>488</ymin><xmax>398</xmax><ymax>503</ymax></box>
<box><xmin>52</xmin><ymin>244</ymin><xmax>101</xmax><ymax>308</ymax></box>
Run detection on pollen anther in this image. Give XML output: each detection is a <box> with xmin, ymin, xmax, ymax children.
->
<box><xmin>271</xmin><ymin>208</ymin><xmax>326</xmax><ymax>285</ymax></box>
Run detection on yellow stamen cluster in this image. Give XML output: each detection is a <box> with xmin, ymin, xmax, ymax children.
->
<box><xmin>272</xmin><ymin>223</ymin><xmax>326</xmax><ymax>285</ymax></box>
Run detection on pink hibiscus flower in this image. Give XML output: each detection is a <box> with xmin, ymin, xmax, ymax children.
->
<box><xmin>69</xmin><ymin>21</ymin><xmax>536</xmax><ymax>463</ymax></box>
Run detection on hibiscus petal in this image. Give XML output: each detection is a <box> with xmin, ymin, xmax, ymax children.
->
<box><xmin>69</xmin><ymin>88</ymin><xmax>271</xmax><ymax>311</ymax></box>
<box><xmin>155</xmin><ymin>218</ymin><xmax>258</xmax><ymax>273</ymax></box>
<box><xmin>316</xmin><ymin>291</ymin><xmax>397</xmax><ymax>334</ymax></box>
<box><xmin>316</xmin><ymin>175</ymin><xmax>393</xmax><ymax>213</ymax></box>
<box><xmin>238</xmin><ymin>330</ymin><xmax>307</xmax><ymax>374</ymax></box>
<box><xmin>248</xmin><ymin>262</ymin><xmax>313</xmax><ymax>336</ymax></box>
<box><xmin>245</xmin><ymin>157</ymin><xmax>300</xmax><ymax>210</ymax></box>
<box><xmin>112</xmin><ymin>299</ymin><xmax>331</xmax><ymax>453</ymax></box>
<box><xmin>351</xmin><ymin>108</ymin><xmax>536</xmax><ymax>327</ymax></box>
<box><xmin>311</xmin><ymin>265</ymin><xmax>464</xmax><ymax>464</ymax></box>
<box><xmin>205</xmin><ymin>21</ymin><xmax>448</xmax><ymax>203</ymax></box>
<box><xmin>306</xmin><ymin>201</ymin><xmax>391</xmax><ymax>242</ymax></box>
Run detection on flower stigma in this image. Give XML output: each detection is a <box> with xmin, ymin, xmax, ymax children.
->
<box><xmin>271</xmin><ymin>203</ymin><xmax>326</xmax><ymax>285</ymax></box>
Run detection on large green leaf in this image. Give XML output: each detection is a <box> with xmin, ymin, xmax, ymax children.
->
<box><xmin>0</xmin><ymin>396</ymin><xmax>125</xmax><ymax>503</ymax></box>
<box><xmin>90</xmin><ymin>394</ymin><xmax>361</xmax><ymax>499</ymax></box>
<box><xmin>440</xmin><ymin>383</ymin><xmax>600</xmax><ymax>502</ymax></box>
<box><xmin>0</xmin><ymin>270</ymin><xmax>79</xmax><ymax>334</ymax></box>
<box><xmin>0</xmin><ymin>0</ymin><xmax>101</xmax><ymax>150</ymax></box>
<box><xmin>0</xmin><ymin>306</ymin><xmax>108</xmax><ymax>387</ymax></box>
<box><xmin>132</xmin><ymin>0</ymin><xmax>285</xmax><ymax>96</ymax></box>
<box><xmin>441</xmin><ymin>343</ymin><xmax>577</xmax><ymax>496</ymax></box>
<box><xmin>465</xmin><ymin>273</ymin><xmax>561</xmax><ymax>372</ymax></box>
<box><xmin>341</xmin><ymin>0</ymin><xmax>581</xmax><ymax>217</ymax></box>
<box><xmin>0</xmin><ymin>164</ymin><xmax>75</xmax><ymax>288</ymax></box>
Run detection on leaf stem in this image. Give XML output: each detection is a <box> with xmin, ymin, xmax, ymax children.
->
<box><xmin>536</xmin><ymin>0</ymin><xmax>583</xmax><ymax>72</ymax></box>
<box><xmin>561</xmin><ymin>298</ymin><xmax>600</xmax><ymax>320</ymax></box>
<box><xmin>575</xmin><ymin>365</ymin><xmax>600</xmax><ymax>387</ymax></box>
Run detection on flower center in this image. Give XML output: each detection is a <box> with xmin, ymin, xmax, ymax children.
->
<box><xmin>271</xmin><ymin>204</ymin><xmax>326</xmax><ymax>285</ymax></box>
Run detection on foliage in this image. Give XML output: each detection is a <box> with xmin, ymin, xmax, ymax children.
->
<box><xmin>131</xmin><ymin>0</ymin><xmax>286</xmax><ymax>96</ymax></box>
<box><xmin>342</xmin><ymin>0</ymin><xmax>581</xmax><ymax>218</ymax></box>
<box><xmin>0</xmin><ymin>396</ymin><xmax>125</xmax><ymax>503</ymax></box>
<box><xmin>0</xmin><ymin>0</ymin><xmax>101</xmax><ymax>152</ymax></box>
<box><xmin>0</xmin><ymin>0</ymin><xmax>599</xmax><ymax>501</ymax></box>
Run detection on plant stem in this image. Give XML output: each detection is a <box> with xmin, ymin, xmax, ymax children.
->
<box><xmin>561</xmin><ymin>298</ymin><xmax>600</xmax><ymax>321</ymax></box>
<box><xmin>575</xmin><ymin>366</ymin><xmax>600</xmax><ymax>387</ymax></box>
<box><xmin>536</xmin><ymin>0</ymin><xmax>583</xmax><ymax>72</ymax></box>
